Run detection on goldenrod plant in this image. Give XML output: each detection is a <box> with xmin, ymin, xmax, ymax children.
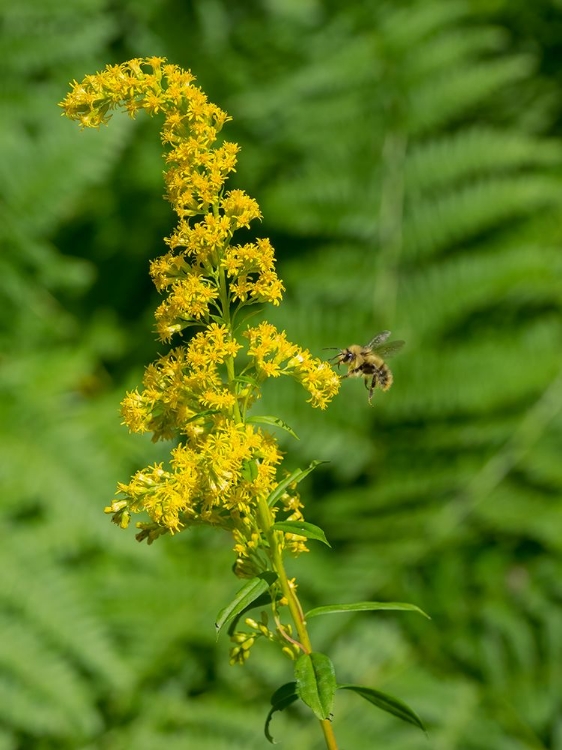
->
<box><xmin>60</xmin><ymin>57</ymin><xmax>427</xmax><ymax>748</ymax></box>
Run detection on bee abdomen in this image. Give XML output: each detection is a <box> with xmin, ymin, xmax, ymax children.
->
<box><xmin>377</xmin><ymin>364</ymin><xmax>393</xmax><ymax>391</ymax></box>
<box><xmin>359</xmin><ymin>362</ymin><xmax>377</xmax><ymax>375</ymax></box>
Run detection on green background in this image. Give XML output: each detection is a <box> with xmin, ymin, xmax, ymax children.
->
<box><xmin>2</xmin><ymin>0</ymin><xmax>562</xmax><ymax>747</ymax></box>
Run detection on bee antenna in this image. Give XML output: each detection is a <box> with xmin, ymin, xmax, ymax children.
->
<box><xmin>322</xmin><ymin>347</ymin><xmax>341</xmax><ymax>351</ymax></box>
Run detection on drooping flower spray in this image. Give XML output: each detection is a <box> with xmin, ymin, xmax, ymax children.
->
<box><xmin>60</xmin><ymin>58</ymin><xmax>425</xmax><ymax>748</ymax></box>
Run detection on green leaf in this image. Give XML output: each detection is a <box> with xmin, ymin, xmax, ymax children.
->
<box><xmin>209</xmin><ymin>313</ymin><xmax>227</xmax><ymax>325</ymax></box>
<box><xmin>240</xmin><ymin>459</ymin><xmax>259</xmax><ymax>482</ymax></box>
<box><xmin>226</xmin><ymin>591</ymin><xmax>282</xmax><ymax>636</ymax></box>
<box><xmin>338</xmin><ymin>684</ymin><xmax>426</xmax><ymax>732</ymax></box>
<box><xmin>233</xmin><ymin>374</ymin><xmax>259</xmax><ymax>387</ymax></box>
<box><xmin>271</xmin><ymin>520</ymin><xmax>330</xmax><ymax>547</ymax></box>
<box><xmin>184</xmin><ymin>409</ymin><xmax>219</xmax><ymax>425</ymax></box>
<box><xmin>305</xmin><ymin>601</ymin><xmax>430</xmax><ymax>619</ymax></box>
<box><xmin>264</xmin><ymin>682</ymin><xmax>299</xmax><ymax>744</ymax></box>
<box><xmin>295</xmin><ymin>652</ymin><xmax>336</xmax><ymax>720</ymax></box>
<box><xmin>267</xmin><ymin>460</ymin><xmax>328</xmax><ymax>508</ymax></box>
<box><xmin>233</xmin><ymin>304</ymin><xmax>264</xmax><ymax>332</ymax></box>
<box><xmin>247</xmin><ymin>415</ymin><xmax>299</xmax><ymax>440</ymax></box>
<box><xmin>215</xmin><ymin>572</ymin><xmax>277</xmax><ymax>638</ymax></box>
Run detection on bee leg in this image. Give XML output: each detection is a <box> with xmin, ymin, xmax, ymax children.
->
<box><xmin>341</xmin><ymin>367</ymin><xmax>361</xmax><ymax>381</ymax></box>
<box><xmin>368</xmin><ymin>374</ymin><xmax>378</xmax><ymax>404</ymax></box>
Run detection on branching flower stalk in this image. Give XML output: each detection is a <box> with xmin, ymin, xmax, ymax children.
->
<box><xmin>61</xmin><ymin>56</ymin><xmax>341</xmax><ymax>747</ymax></box>
<box><xmin>60</xmin><ymin>57</ymin><xmax>425</xmax><ymax>747</ymax></box>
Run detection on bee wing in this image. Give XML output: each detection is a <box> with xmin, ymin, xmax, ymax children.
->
<box><xmin>371</xmin><ymin>340</ymin><xmax>405</xmax><ymax>358</ymax></box>
<box><xmin>366</xmin><ymin>331</ymin><xmax>391</xmax><ymax>348</ymax></box>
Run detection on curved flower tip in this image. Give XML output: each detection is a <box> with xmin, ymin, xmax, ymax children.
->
<box><xmin>245</xmin><ymin>322</ymin><xmax>341</xmax><ymax>408</ymax></box>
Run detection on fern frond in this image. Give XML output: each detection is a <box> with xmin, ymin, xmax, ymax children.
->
<box><xmin>399</xmin><ymin>245</ymin><xmax>562</xmax><ymax>336</ymax></box>
<box><xmin>0</xmin><ymin>614</ymin><xmax>100</xmax><ymax>737</ymax></box>
<box><xmin>408</xmin><ymin>56</ymin><xmax>534</xmax><ymax>134</ymax></box>
<box><xmin>403</xmin><ymin>175</ymin><xmax>562</xmax><ymax>259</ymax></box>
<box><xmin>406</xmin><ymin>127</ymin><xmax>562</xmax><ymax>194</ymax></box>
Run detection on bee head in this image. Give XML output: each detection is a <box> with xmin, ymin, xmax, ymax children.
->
<box><xmin>323</xmin><ymin>347</ymin><xmax>356</xmax><ymax>368</ymax></box>
<box><xmin>324</xmin><ymin>347</ymin><xmax>343</xmax><ymax>368</ymax></box>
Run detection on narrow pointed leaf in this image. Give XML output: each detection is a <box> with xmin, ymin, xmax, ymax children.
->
<box><xmin>227</xmin><ymin>591</ymin><xmax>282</xmax><ymax>636</ymax></box>
<box><xmin>247</xmin><ymin>415</ymin><xmax>299</xmax><ymax>440</ymax></box>
<box><xmin>241</xmin><ymin>458</ymin><xmax>259</xmax><ymax>482</ymax></box>
<box><xmin>209</xmin><ymin>313</ymin><xmax>228</xmax><ymax>324</ymax></box>
<box><xmin>233</xmin><ymin>304</ymin><xmax>264</xmax><ymax>332</ymax></box>
<box><xmin>295</xmin><ymin>652</ymin><xmax>336</xmax><ymax>720</ymax></box>
<box><xmin>267</xmin><ymin>460</ymin><xmax>327</xmax><ymax>508</ymax></box>
<box><xmin>264</xmin><ymin>682</ymin><xmax>299</xmax><ymax>744</ymax></box>
<box><xmin>233</xmin><ymin>374</ymin><xmax>259</xmax><ymax>387</ymax></box>
<box><xmin>305</xmin><ymin>601</ymin><xmax>430</xmax><ymax>620</ymax></box>
<box><xmin>271</xmin><ymin>520</ymin><xmax>330</xmax><ymax>547</ymax></box>
<box><xmin>215</xmin><ymin>572</ymin><xmax>277</xmax><ymax>638</ymax></box>
<box><xmin>184</xmin><ymin>409</ymin><xmax>219</xmax><ymax>425</ymax></box>
<box><xmin>338</xmin><ymin>684</ymin><xmax>426</xmax><ymax>732</ymax></box>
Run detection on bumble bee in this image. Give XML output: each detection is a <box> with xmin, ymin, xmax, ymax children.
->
<box><xmin>326</xmin><ymin>331</ymin><xmax>405</xmax><ymax>404</ymax></box>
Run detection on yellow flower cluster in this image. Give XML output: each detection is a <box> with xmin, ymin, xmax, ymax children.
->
<box><xmin>153</xmin><ymin>272</ymin><xmax>219</xmax><ymax>342</ymax></box>
<box><xmin>61</xmin><ymin>56</ymin><xmax>230</xmax><ymax>217</ymax></box>
<box><xmin>106</xmin><ymin>421</ymin><xmax>282</xmax><ymax>539</ymax></box>
<box><xmin>120</xmin><ymin>324</ymin><xmax>242</xmax><ymax>441</ymax></box>
<box><xmin>61</xmin><ymin>58</ymin><xmax>340</xmax><ymax>559</ymax></box>
<box><xmin>245</xmin><ymin>322</ymin><xmax>340</xmax><ymax>409</ymax></box>
<box><xmin>61</xmin><ymin>58</ymin><xmax>282</xmax><ymax>343</ymax></box>
<box><xmin>223</xmin><ymin>238</ymin><xmax>284</xmax><ymax>306</ymax></box>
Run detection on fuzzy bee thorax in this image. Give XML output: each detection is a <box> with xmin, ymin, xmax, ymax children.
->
<box><xmin>325</xmin><ymin>331</ymin><xmax>404</xmax><ymax>404</ymax></box>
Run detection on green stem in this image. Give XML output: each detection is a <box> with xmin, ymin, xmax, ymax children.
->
<box><xmin>218</xmin><ymin>264</ymin><xmax>242</xmax><ymax>423</ymax></box>
<box><xmin>320</xmin><ymin>719</ymin><xmax>340</xmax><ymax>750</ymax></box>
<box><xmin>218</xmin><ymin>246</ymin><xmax>338</xmax><ymax>749</ymax></box>
<box><xmin>257</xmin><ymin>496</ymin><xmax>340</xmax><ymax>750</ymax></box>
<box><xmin>257</xmin><ymin>496</ymin><xmax>311</xmax><ymax>651</ymax></box>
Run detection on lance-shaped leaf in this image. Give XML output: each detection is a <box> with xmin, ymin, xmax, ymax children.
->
<box><xmin>233</xmin><ymin>373</ymin><xmax>259</xmax><ymax>386</ymax></box>
<box><xmin>338</xmin><ymin>684</ymin><xmax>426</xmax><ymax>733</ymax></box>
<box><xmin>215</xmin><ymin>572</ymin><xmax>277</xmax><ymax>638</ymax></box>
<box><xmin>184</xmin><ymin>409</ymin><xmax>219</xmax><ymax>425</ymax></box>
<box><xmin>267</xmin><ymin>460</ymin><xmax>327</xmax><ymax>508</ymax></box>
<box><xmin>226</xmin><ymin>591</ymin><xmax>282</xmax><ymax>636</ymax></box>
<box><xmin>271</xmin><ymin>520</ymin><xmax>330</xmax><ymax>547</ymax></box>
<box><xmin>240</xmin><ymin>458</ymin><xmax>259</xmax><ymax>482</ymax></box>
<box><xmin>264</xmin><ymin>682</ymin><xmax>299</xmax><ymax>744</ymax></box>
<box><xmin>305</xmin><ymin>601</ymin><xmax>430</xmax><ymax>619</ymax></box>
<box><xmin>295</xmin><ymin>652</ymin><xmax>336</xmax><ymax>720</ymax></box>
<box><xmin>232</xmin><ymin>305</ymin><xmax>264</xmax><ymax>332</ymax></box>
<box><xmin>247</xmin><ymin>415</ymin><xmax>299</xmax><ymax>440</ymax></box>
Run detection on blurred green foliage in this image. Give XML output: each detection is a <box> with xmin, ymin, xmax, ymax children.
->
<box><xmin>2</xmin><ymin>0</ymin><xmax>562</xmax><ymax>747</ymax></box>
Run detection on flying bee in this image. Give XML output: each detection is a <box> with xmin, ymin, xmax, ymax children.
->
<box><xmin>325</xmin><ymin>331</ymin><xmax>405</xmax><ymax>404</ymax></box>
